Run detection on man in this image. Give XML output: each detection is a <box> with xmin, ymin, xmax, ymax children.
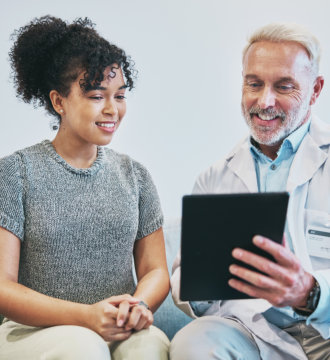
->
<box><xmin>170</xmin><ymin>23</ymin><xmax>330</xmax><ymax>360</ymax></box>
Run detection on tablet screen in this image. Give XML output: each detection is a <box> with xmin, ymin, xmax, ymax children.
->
<box><xmin>180</xmin><ymin>192</ymin><xmax>289</xmax><ymax>301</ymax></box>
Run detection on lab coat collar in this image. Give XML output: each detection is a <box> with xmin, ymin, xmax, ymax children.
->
<box><xmin>226</xmin><ymin>138</ymin><xmax>259</xmax><ymax>192</ymax></box>
<box><xmin>287</xmin><ymin>116</ymin><xmax>329</xmax><ymax>192</ymax></box>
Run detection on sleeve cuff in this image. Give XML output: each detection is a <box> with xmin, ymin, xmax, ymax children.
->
<box><xmin>306</xmin><ymin>272</ymin><xmax>330</xmax><ymax>338</ymax></box>
<box><xmin>0</xmin><ymin>211</ymin><xmax>24</xmax><ymax>241</ymax></box>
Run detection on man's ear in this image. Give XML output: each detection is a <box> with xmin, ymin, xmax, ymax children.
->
<box><xmin>310</xmin><ymin>76</ymin><xmax>324</xmax><ymax>105</ymax></box>
<box><xmin>49</xmin><ymin>90</ymin><xmax>65</xmax><ymax>116</ymax></box>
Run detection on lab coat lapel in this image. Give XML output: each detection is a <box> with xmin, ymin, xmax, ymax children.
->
<box><xmin>286</xmin><ymin>119</ymin><xmax>328</xmax><ymax>270</ymax></box>
<box><xmin>227</xmin><ymin>141</ymin><xmax>258</xmax><ymax>192</ymax></box>
<box><xmin>286</xmin><ymin>132</ymin><xmax>327</xmax><ymax>193</ymax></box>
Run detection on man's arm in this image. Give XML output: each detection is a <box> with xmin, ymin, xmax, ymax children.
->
<box><xmin>171</xmin><ymin>251</ymin><xmax>199</xmax><ymax>318</ymax></box>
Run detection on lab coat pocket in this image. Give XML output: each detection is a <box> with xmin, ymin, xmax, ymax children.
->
<box><xmin>305</xmin><ymin>209</ymin><xmax>330</xmax><ymax>260</ymax></box>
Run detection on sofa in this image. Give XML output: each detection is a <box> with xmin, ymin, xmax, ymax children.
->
<box><xmin>153</xmin><ymin>218</ymin><xmax>192</xmax><ymax>340</ymax></box>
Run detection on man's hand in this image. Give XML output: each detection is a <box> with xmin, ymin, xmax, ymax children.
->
<box><xmin>228</xmin><ymin>235</ymin><xmax>315</xmax><ymax>308</ymax></box>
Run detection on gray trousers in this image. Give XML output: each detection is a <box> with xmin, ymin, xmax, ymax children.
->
<box><xmin>0</xmin><ymin>320</ymin><xmax>169</xmax><ymax>360</ymax></box>
<box><xmin>170</xmin><ymin>316</ymin><xmax>330</xmax><ymax>360</ymax></box>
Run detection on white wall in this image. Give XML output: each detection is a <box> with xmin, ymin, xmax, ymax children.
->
<box><xmin>1</xmin><ymin>0</ymin><xmax>329</xmax><ymax>219</ymax></box>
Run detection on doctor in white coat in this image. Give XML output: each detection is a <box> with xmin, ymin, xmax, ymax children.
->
<box><xmin>170</xmin><ymin>23</ymin><xmax>330</xmax><ymax>360</ymax></box>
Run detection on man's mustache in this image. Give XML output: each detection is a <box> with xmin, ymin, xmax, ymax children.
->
<box><xmin>248</xmin><ymin>105</ymin><xmax>286</xmax><ymax>120</ymax></box>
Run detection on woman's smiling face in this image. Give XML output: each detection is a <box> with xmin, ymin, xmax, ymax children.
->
<box><xmin>58</xmin><ymin>65</ymin><xmax>127</xmax><ymax>147</ymax></box>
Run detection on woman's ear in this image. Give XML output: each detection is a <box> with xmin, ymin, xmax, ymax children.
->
<box><xmin>49</xmin><ymin>90</ymin><xmax>65</xmax><ymax>116</ymax></box>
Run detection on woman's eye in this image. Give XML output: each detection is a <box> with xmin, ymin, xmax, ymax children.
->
<box><xmin>89</xmin><ymin>96</ymin><xmax>103</xmax><ymax>100</ymax></box>
<box><xmin>116</xmin><ymin>95</ymin><xmax>126</xmax><ymax>100</ymax></box>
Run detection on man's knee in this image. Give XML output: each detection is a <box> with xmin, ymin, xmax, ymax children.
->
<box><xmin>170</xmin><ymin>316</ymin><xmax>260</xmax><ymax>360</ymax></box>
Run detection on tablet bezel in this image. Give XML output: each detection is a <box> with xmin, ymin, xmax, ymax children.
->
<box><xmin>180</xmin><ymin>192</ymin><xmax>289</xmax><ymax>301</ymax></box>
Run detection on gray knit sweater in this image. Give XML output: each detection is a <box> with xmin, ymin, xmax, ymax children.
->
<box><xmin>0</xmin><ymin>140</ymin><xmax>163</xmax><ymax>304</ymax></box>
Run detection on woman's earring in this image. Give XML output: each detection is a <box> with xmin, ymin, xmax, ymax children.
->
<box><xmin>50</xmin><ymin>118</ymin><xmax>60</xmax><ymax>131</ymax></box>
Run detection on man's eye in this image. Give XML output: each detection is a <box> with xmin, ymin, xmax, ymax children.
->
<box><xmin>248</xmin><ymin>83</ymin><xmax>261</xmax><ymax>87</ymax></box>
<box><xmin>277</xmin><ymin>85</ymin><xmax>293</xmax><ymax>91</ymax></box>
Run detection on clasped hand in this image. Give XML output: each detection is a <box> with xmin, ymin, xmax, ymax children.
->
<box><xmin>228</xmin><ymin>235</ymin><xmax>315</xmax><ymax>308</ymax></box>
<box><xmin>88</xmin><ymin>294</ymin><xmax>153</xmax><ymax>342</ymax></box>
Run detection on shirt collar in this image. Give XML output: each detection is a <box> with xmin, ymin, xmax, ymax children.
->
<box><xmin>283</xmin><ymin>119</ymin><xmax>311</xmax><ymax>153</ymax></box>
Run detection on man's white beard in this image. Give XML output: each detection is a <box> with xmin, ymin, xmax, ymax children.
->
<box><xmin>242</xmin><ymin>95</ymin><xmax>311</xmax><ymax>146</ymax></box>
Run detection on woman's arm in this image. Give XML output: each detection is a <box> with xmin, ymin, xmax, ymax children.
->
<box><xmin>0</xmin><ymin>227</ymin><xmax>88</xmax><ymax>326</ymax></box>
<box><xmin>0</xmin><ymin>227</ymin><xmax>138</xmax><ymax>341</ymax></box>
<box><xmin>133</xmin><ymin>227</ymin><xmax>170</xmax><ymax>312</ymax></box>
<box><xmin>116</xmin><ymin>227</ymin><xmax>170</xmax><ymax>331</ymax></box>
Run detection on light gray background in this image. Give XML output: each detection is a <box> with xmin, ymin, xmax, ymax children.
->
<box><xmin>1</xmin><ymin>0</ymin><xmax>329</xmax><ymax>219</ymax></box>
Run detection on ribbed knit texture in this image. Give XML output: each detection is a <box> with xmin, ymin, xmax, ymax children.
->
<box><xmin>0</xmin><ymin>140</ymin><xmax>163</xmax><ymax>304</ymax></box>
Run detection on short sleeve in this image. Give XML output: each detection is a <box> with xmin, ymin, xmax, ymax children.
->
<box><xmin>0</xmin><ymin>154</ymin><xmax>25</xmax><ymax>241</ymax></box>
<box><xmin>133</xmin><ymin>162</ymin><xmax>163</xmax><ymax>240</ymax></box>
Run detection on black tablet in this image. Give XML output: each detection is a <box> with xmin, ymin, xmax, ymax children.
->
<box><xmin>180</xmin><ymin>192</ymin><xmax>289</xmax><ymax>301</ymax></box>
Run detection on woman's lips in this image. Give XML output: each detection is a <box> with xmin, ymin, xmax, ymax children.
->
<box><xmin>95</xmin><ymin>122</ymin><xmax>116</xmax><ymax>133</ymax></box>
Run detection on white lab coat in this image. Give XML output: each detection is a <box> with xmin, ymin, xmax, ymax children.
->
<box><xmin>171</xmin><ymin>116</ymin><xmax>330</xmax><ymax>359</ymax></box>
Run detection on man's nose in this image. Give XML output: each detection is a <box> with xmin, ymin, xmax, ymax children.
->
<box><xmin>103</xmin><ymin>99</ymin><xmax>118</xmax><ymax>116</ymax></box>
<box><xmin>258</xmin><ymin>86</ymin><xmax>276</xmax><ymax>109</ymax></box>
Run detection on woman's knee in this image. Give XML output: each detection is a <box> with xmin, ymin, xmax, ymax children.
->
<box><xmin>111</xmin><ymin>325</ymin><xmax>169</xmax><ymax>360</ymax></box>
<box><xmin>42</xmin><ymin>325</ymin><xmax>110</xmax><ymax>360</ymax></box>
<box><xmin>0</xmin><ymin>322</ymin><xmax>110</xmax><ymax>360</ymax></box>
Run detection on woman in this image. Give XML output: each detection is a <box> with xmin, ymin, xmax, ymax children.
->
<box><xmin>0</xmin><ymin>16</ymin><xmax>170</xmax><ymax>360</ymax></box>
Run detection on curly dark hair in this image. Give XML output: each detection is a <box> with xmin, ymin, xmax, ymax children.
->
<box><xmin>9</xmin><ymin>15</ymin><xmax>136</xmax><ymax>118</ymax></box>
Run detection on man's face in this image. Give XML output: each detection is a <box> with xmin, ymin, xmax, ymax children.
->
<box><xmin>241</xmin><ymin>41</ymin><xmax>318</xmax><ymax>150</ymax></box>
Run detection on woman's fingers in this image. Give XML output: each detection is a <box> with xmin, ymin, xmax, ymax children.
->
<box><xmin>103</xmin><ymin>329</ymin><xmax>132</xmax><ymax>342</ymax></box>
<box><xmin>116</xmin><ymin>300</ymin><xmax>130</xmax><ymax>327</ymax></box>
<box><xmin>125</xmin><ymin>305</ymin><xmax>153</xmax><ymax>331</ymax></box>
<box><xmin>107</xmin><ymin>294</ymin><xmax>140</xmax><ymax>306</ymax></box>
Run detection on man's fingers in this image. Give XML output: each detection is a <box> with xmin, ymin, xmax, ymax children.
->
<box><xmin>228</xmin><ymin>278</ymin><xmax>274</xmax><ymax>304</ymax></box>
<box><xmin>231</xmin><ymin>247</ymin><xmax>296</xmax><ymax>285</ymax></box>
<box><xmin>228</xmin><ymin>278</ymin><xmax>290</xmax><ymax>307</ymax></box>
<box><xmin>252</xmin><ymin>236</ymin><xmax>296</xmax><ymax>267</ymax></box>
<box><xmin>229</xmin><ymin>264</ymin><xmax>280</xmax><ymax>290</ymax></box>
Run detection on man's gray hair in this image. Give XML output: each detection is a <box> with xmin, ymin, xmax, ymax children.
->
<box><xmin>242</xmin><ymin>23</ymin><xmax>321</xmax><ymax>76</ymax></box>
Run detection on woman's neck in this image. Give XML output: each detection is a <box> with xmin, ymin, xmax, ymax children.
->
<box><xmin>51</xmin><ymin>135</ymin><xmax>98</xmax><ymax>169</ymax></box>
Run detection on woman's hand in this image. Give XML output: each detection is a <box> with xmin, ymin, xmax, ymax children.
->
<box><xmin>117</xmin><ymin>301</ymin><xmax>153</xmax><ymax>331</ymax></box>
<box><xmin>87</xmin><ymin>294</ymin><xmax>139</xmax><ymax>341</ymax></box>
